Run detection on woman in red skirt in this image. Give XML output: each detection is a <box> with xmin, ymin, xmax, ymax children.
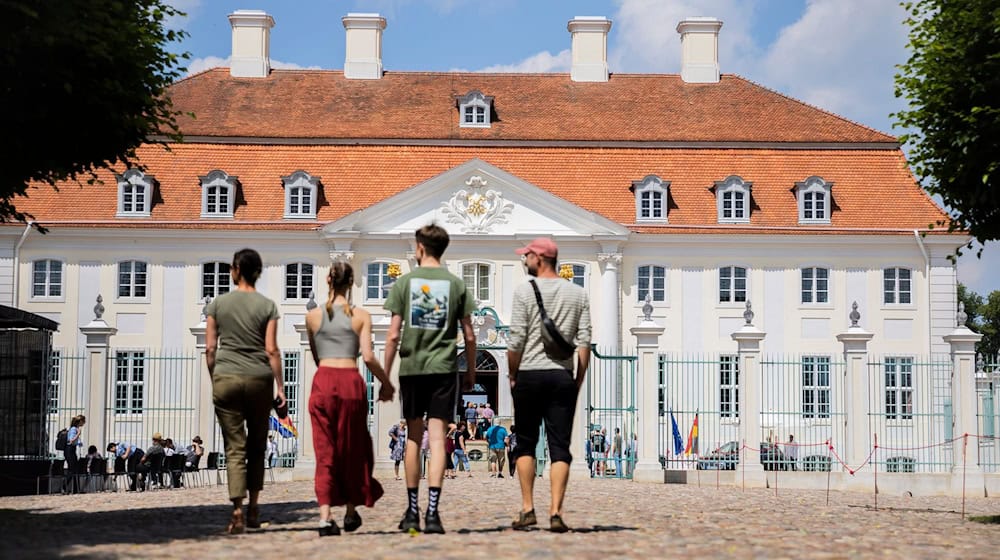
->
<box><xmin>306</xmin><ymin>261</ymin><xmax>395</xmax><ymax>536</ymax></box>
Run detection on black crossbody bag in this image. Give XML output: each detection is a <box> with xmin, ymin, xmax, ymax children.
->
<box><xmin>529</xmin><ymin>279</ymin><xmax>576</xmax><ymax>360</ymax></box>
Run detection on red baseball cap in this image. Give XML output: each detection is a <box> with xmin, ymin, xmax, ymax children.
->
<box><xmin>515</xmin><ymin>237</ymin><xmax>559</xmax><ymax>259</ymax></box>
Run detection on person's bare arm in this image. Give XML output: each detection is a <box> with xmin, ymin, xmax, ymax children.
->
<box><xmin>383</xmin><ymin>314</ymin><xmax>403</xmax><ymax>377</ymax></box>
<box><xmin>265</xmin><ymin>319</ymin><xmax>286</xmax><ymax>408</ymax></box>
<box><xmin>575</xmin><ymin>345</ymin><xmax>590</xmax><ymax>391</ymax></box>
<box><xmin>460</xmin><ymin>315</ymin><xmax>476</xmax><ymax>391</ymax></box>
<box><xmin>359</xmin><ymin>310</ymin><xmax>394</xmax><ymax>402</ymax></box>
<box><xmin>205</xmin><ymin>316</ymin><xmax>218</xmax><ymax>376</ymax></box>
<box><xmin>305</xmin><ymin>308</ymin><xmax>321</xmax><ymax>365</ymax></box>
<box><xmin>507</xmin><ymin>350</ymin><xmax>522</xmax><ymax>390</ymax></box>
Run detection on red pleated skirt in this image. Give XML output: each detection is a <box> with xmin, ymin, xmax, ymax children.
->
<box><xmin>309</xmin><ymin>366</ymin><xmax>384</xmax><ymax>508</ymax></box>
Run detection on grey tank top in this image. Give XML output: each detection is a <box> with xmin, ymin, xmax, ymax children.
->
<box><xmin>314</xmin><ymin>305</ymin><xmax>360</xmax><ymax>360</ymax></box>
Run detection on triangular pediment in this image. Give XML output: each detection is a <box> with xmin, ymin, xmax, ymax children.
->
<box><xmin>321</xmin><ymin>159</ymin><xmax>629</xmax><ymax>238</ymax></box>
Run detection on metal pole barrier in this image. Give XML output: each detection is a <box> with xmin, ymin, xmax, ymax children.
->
<box><xmin>873</xmin><ymin>433</ymin><xmax>878</xmax><ymax>511</ymax></box>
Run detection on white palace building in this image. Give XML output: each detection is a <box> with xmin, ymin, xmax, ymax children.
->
<box><xmin>4</xmin><ymin>11</ymin><xmax>996</xmax><ymax>494</ymax></box>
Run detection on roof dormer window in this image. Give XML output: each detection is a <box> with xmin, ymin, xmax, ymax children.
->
<box><xmin>715</xmin><ymin>175</ymin><xmax>751</xmax><ymax>224</ymax></box>
<box><xmin>795</xmin><ymin>176</ymin><xmax>832</xmax><ymax>224</ymax></box>
<box><xmin>116</xmin><ymin>169</ymin><xmax>154</xmax><ymax>217</ymax></box>
<box><xmin>199</xmin><ymin>170</ymin><xmax>237</xmax><ymax>218</ymax></box>
<box><xmin>457</xmin><ymin>90</ymin><xmax>493</xmax><ymax>128</ymax></box>
<box><xmin>281</xmin><ymin>170</ymin><xmax>320</xmax><ymax>219</ymax></box>
<box><xmin>632</xmin><ymin>175</ymin><xmax>669</xmax><ymax>223</ymax></box>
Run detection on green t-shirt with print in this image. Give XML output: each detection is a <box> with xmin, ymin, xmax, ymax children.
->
<box><xmin>384</xmin><ymin>266</ymin><xmax>477</xmax><ymax>376</ymax></box>
<box><xmin>206</xmin><ymin>290</ymin><xmax>279</xmax><ymax>377</ymax></box>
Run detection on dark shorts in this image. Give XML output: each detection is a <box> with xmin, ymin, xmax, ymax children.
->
<box><xmin>399</xmin><ymin>373</ymin><xmax>458</xmax><ymax>421</ymax></box>
<box><xmin>512</xmin><ymin>368</ymin><xmax>578</xmax><ymax>464</ymax></box>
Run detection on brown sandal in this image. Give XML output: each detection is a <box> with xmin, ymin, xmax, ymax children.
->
<box><xmin>247</xmin><ymin>504</ymin><xmax>261</xmax><ymax>529</ymax></box>
<box><xmin>226</xmin><ymin>508</ymin><xmax>245</xmax><ymax>535</ymax></box>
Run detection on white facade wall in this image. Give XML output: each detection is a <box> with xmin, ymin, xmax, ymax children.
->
<box><xmin>0</xmin><ymin>244</ymin><xmax>12</xmax><ymax>306</ymax></box>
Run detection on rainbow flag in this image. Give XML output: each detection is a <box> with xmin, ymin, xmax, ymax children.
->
<box><xmin>269</xmin><ymin>414</ymin><xmax>298</xmax><ymax>438</ymax></box>
<box><xmin>684</xmin><ymin>413</ymin><xmax>699</xmax><ymax>456</ymax></box>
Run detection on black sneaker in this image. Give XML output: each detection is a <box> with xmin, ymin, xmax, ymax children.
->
<box><xmin>318</xmin><ymin>522</ymin><xmax>340</xmax><ymax>537</ymax></box>
<box><xmin>398</xmin><ymin>509</ymin><xmax>421</xmax><ymax>533</ymax></box>
<box><xmin>343</xmin><ymin>511</ymin><xmax>362</xmax><ymax>533</ymax></box>
<box><xmin>497</xmin><ymin>474</ymin><xmax>504</xmax><ymax>479</ymax></box>
<box><xmin>423</xmin><ymin>511</ymin><xmax>446</xmax><ymax>534</ymax></box>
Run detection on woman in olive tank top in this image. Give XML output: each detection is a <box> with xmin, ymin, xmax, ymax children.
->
<box><xmin>305</xmin><ymin>261</ymin><xmax>395</xmax><ymax>536</ymax></box>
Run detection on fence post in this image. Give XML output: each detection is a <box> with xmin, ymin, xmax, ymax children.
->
<box><xmin>188</xmin><ymin>299</ymin><xmax>215</xmax><ymax>452</ymax></box>
<box><xmin>731</xmin><ymin>301</ymin><xmax>765</xmax><ymax>485</ymax></box>
<box><xmin>943</xmin><ymin>303</ymin><xmax>984</xmax><ymax>493</ymax></box>
<box><xmin>371</xmin><ymin>315</ymin><xmax>398</xmax><ymax>472</ymax></box>
<box><xmin>836</xmin><ymin>302</ymin><xmax>874</xmax><ymax>476</ymax></box>
<box><xmin>630</xmin><ymin>300</ymin><xmax>665</xmax><ymax>482</ymax></box>
<box><xmin>293</xmin><ymin>320</ymin><xmax>317</xmax><ymax>479</ymax></box>
<box><xmin>79</xmin><ymin>295</ymin><xmax>116</xmax><ymax>449</ymax></box>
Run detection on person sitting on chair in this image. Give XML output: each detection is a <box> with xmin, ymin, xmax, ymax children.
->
<box><xmin>135</xmin><ymin>433</ymin><xmax>166</xmax><ymax>489</ymax></box>
<box><xmin>185</xmin><ymin>436</ymin><xmax>205</xmax><ymax>471</ymax></box>
<box><xmin>107</xmin><ymin>441</ymin><xmax>145</xmax><ymax>491</ymax></box>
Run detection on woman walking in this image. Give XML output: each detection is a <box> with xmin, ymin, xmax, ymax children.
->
<box><xmin>63</xmin><ymin>415</ymin><xmax>85</xmax><ymax>493</ymax></box>
<box><xmin>389</xmin><ymin>420</ymin><xmax>407</xmax><ymax>480</ymax></box>
<box><xmin>206</xmin><ymin>248</ymin><xmax>286</xmax><ymax>534</ymax></box>
<box><xmin>306</xmin><ymin>261</ymin><xmax>395</xmax><ymax>536</ymax></box>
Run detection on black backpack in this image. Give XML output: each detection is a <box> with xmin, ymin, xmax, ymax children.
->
<box><xmin>55</xmin><ymin>428</ymin><xmax>69</xmax><ymax>451</ymax></box>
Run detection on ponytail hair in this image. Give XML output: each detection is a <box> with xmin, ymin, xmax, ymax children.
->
<box><xmin>326</xmin><ymin>261</ymin><xmax>354</xmax><ymax>319</ymax></box>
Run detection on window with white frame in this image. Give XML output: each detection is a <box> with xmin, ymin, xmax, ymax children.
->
<box><xmin>199</xmin><ymin>170</ymin><xmax>237</xmax><ymax>218</ymax></box>
<box><xmin>801</xmin><ymin>267</ymin><xmax>829</xmax><ymax>304</ymax></box>
<box><xmin>285</xmin><ymin>263</ymin><xmax>314</xmax><ymax>301</ymax></box>
<box><xmin>796</xmin><ymin>176</ymin><xmax>832</xmax><ymax>224</ymax></box>
<box><xmin>802</xmin><ymin>356</ymin><xmax>831</xmax><ymax>419</ymax></box>
<box><xmin>884</xmin><ymin>357</ymin><xmax>914</xmax><ymax>420</ymax></box>
<box><xmin>720</xmin><ymin>355</ymin><xmax>740</xmax><ymax>418</ymax></box>
<box><xmin>32</xmin><ymin>259</ymin><xmax>63</xmax><ymax>298</ymax></box>
<box><xmin>116</xmin><ymin>169</ymin><xmax>154</xmax><ymax>217</ymax></box>
<box><xmin>637</xmin><ymin>265</ymin><xmax>666</xmax><ymax>302</ymax></box>
<box><xmin>633</xmin><ymin>175</ymin><xmax>669</xmax><ymax>223</ymax></box>
<box><xmin>719</xmin><ymin>266</ymin><xmax>747</xmax><ymax>303</ymax></box>
<box><xmin>883</xmin><ymin>267</ymin><xmax>912</xmax><ymax>304</ymax></box>
<box><xmin>47</xmin><ymin>350</ymin><xmax>61</xmax><ymax>414</ymax></box>
<box><xmin>282</xmin><ymin>351</ymin><xmax>300</xmax><ymax>416</ymax></box>
<box><xmin>366</xmin><ymin>262</ymin><xmax>393</xmax><ymax>302</ymax></box>
<box><xmin>113</xmin><ymin>351</ymin><xmax>145</xmax><ymax>414</ymax></box>
<box><xmin>281</xmin><ymin>170</ymin><xmax>319</xmax><ymax>219</ymax></box>
<box><xmin>715</xmin><ymin>175</ymin><xmax>751</xmax><ymax>223</ymax></box>
<box><xmin>457</xmin><ymin>90</ymin><xmax>493</xmax><ymax>128</ymax></box>
<box><xmin>117</xmin><ymin>260</ymin><xmax>148</xmax><ymax>299</ymax></box>
<box><xmin>202</xmin><ymin>262</ymin><xmax>232</xmax><ymax>299</ymax></box>
<box><xmin>462</xmin><ymin>263</ymin><xmax>491</xmax><ymax>302</ymax></box>
<box><xmin>570</xmin><ymin>264</ymin><xmax>587</xmax><ymax>289</ymax></box>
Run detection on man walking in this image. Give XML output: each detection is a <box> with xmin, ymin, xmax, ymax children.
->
<box><xmin>485</xmin><ymin>419</ymin><xmax>508</xmax><ymax>478</ymax></box>
<box><xmin>384</xmin><ymin>223</ymin><xmax>477</xmax><ymax>534</ymax></box>
<box><xmin>612</xmin><ymin>428</ymin><xmax>623</xmax><ymax>478</ymax></box>
<box><xmin>507</xmin><ymin>237</ymin><xmax>591</xmax><ymax>533</ymax></box>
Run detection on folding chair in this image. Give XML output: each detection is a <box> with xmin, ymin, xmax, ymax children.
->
<box><xmin>183</xmin><ymin>453</ymin><xmax>203</xmax><ymax>488</ymax></box>
<box><xmin>36</xmin><ymin>459</ymin><xmax>65</xmax><ymax>495</ymax></box>
<box><xmin>166</xmin><ymin>455</ymin><xmax>185</xmax><ymax>489</ymax></box>
<box><xmin>205</xmin><ymin>452</ymin><xmax>221</xmax><ymax>486</ymax></box>
<box><xmin>108</xmin><ymin>457</ymin><xmax>129</xmax><ymax>492</ymax></box>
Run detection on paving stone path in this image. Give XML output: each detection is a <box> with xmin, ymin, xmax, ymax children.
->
<box><xmin>2</xmin><ymin>471</ymin><xmax>999</xmax><ymax>559</ymax></box>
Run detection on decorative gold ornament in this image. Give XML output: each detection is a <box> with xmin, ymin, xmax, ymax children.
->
<box><xmin>387</xmin><ymin>263</ymin><xmax>402</xmax><ymax>278</ymax></box>
<box><xmin>558</xmin><ymin>264</ymin><xmax>574</xmax><ymax>281</ymax></box>
<box><xmin>467</xmin><ymin>194</ymin><xmax>487</xmax><ymax>216</ymax></box>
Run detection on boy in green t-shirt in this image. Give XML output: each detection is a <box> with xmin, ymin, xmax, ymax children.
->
<box><xmin>383</xmin><ymin>223</ymin><xmax>477</xmax><ymax>534</ymax></box>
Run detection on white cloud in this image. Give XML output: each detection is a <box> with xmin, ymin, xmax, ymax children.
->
<box><xmin>475</xmin><ymin>49</ymin><xmax>571</xmax><ymax>73</ymax></box>
<box><xmin>165</xmin><ymin>0</ymin><xmax>201</xmax><ymax>29</ymax></box>
<box><xmin>185</xmin><ymin>56</ymin><xmax>321</xmax><ymax>76</ymax></box>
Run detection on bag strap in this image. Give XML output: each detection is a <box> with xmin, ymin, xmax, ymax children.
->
<box><xmin>529</xmin><ymin>279</ymin><xmax>575</xmax><ymax>353</ymax></box>
<box><xmin>529</xmin><ymin>279</ymin><xmax>550</xmax><ymax>321</ymax></box>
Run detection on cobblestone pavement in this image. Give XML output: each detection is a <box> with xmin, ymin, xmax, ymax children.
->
<box><xmin>3</xmin><ymin>469</ymin><xmax>1000</xmax><ymax>559</ymax></box>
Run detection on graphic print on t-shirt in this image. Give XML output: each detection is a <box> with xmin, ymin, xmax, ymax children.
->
<box><xmin>409</xmin><ymin>279</ymin><xmax>449</xmax><ymax>329</ymax></box>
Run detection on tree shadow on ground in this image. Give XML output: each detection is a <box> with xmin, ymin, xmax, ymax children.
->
<box><xmin>0</xmin><ymin>499</ymin><xmax>317</xmax><ymax>558</ymax></box>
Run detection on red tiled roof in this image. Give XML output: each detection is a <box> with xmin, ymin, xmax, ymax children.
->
<box><xmin>12</xmin><ymin>143</ymin><xmax>948</xmax><ymax>233</ymax></box>
<box><xmin>165</xmin><ymin>69</ymin><xmax>896</xmax><ymax>143</ymax></box>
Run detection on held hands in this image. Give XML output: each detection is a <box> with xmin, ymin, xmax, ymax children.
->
<box><xmin>378</xmin><ymin>382</ymin><xmax>395</xmax><ymax>403</ymax></box>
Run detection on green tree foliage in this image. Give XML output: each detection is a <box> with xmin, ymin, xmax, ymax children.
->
<box><xmin>894</xmin><ymin>0</ymin><xmax>1000</xmax><ymax>249</ymax></box>
<box><xmin>0</xmin><ymin>0</ymin><xmax>189</xmax><ymax>228</ymax></box>
<box><xmin>957</xmin><ymin>284</ymin><xmax>1000</xmax><ymax>358</ymax></box>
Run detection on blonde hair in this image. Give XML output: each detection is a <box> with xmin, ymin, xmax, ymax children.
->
<box><xmin>326</xmin><ymin>261</ymin><xmax>354</xmax><ymax>319</ymax></box>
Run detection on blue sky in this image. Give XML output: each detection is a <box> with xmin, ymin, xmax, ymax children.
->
<box><xmin>166</xmin><ymin>0</ymin><xmax>998</xmax><ymax>299</ymax></box>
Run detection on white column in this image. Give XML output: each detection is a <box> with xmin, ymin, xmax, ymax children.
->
<box><xmin>494</xmin><ymin>351</ymin><xmax>513</xmax><ymax>417</ymax></box>
<box><xmin>631</xmin><ymin>317</ymin><xmax>665</xmax><ymax>482</ymax></box>
<box><xmin>597</xmin><ymin>252</ymin><xmax>622</xmax><ymax>353</ymax></box>
<box><xmin>943</xmin><ymin>308</ymin><xmax>984</xmax><ymax>490</ymax></box>
<box><xmin>836</xmin><ymin>303</ymin><xmax>874</xmax><ymax>473</ymax></box>
<box><xmin>188</xmin><ymin>305</ymin><xmax>214</xmax><ymax>452</ymax></box>
<box><xmin>292</xmin><ymin>322</ymin><xmax>317</xmax><ymax>480</ymax></box>
<box><xmin>79</xmin><ymin>296</ymin><xmax>116</xmax><ymax>447</ymax></box>
<box><xmin>371</xmin><ymin>316</ymin><xmax>399</xmax><ymax>473</ymax></box>
<box><xmin>731</xmin><ymin>302</ymin><xmax>765</xmax><ymax>486</ymax></box>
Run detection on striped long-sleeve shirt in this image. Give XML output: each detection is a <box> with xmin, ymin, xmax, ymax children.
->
<box><xmin>508</xmin><ymin>277</ymin><xmax>591</xmax><ymax>371</ymax></box>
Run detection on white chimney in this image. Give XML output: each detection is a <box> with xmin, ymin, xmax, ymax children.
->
<box><xmin>343</xmin><ymin>13</ymin><xmax>386</xmax><ymax>80</ymax></box>
<box><xmin>676</xmin><ymin>17</ymin><xmax>723</xmax><ymax>84</ymax></box>
<box><xmin>568</xmin><ymin>16</ymin><xmax>612</xmax><ymax>82</ymax></box>
<box><xmin>228</xmin><ymin>10</ymin><xmax>275</xmax><ymax>78</ymax></box>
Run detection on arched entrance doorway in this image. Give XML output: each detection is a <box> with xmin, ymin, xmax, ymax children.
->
<box><xmin>456</xmin><ymin>350</ymin><xmax>499</xmax><ymax>418</ymax></box>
